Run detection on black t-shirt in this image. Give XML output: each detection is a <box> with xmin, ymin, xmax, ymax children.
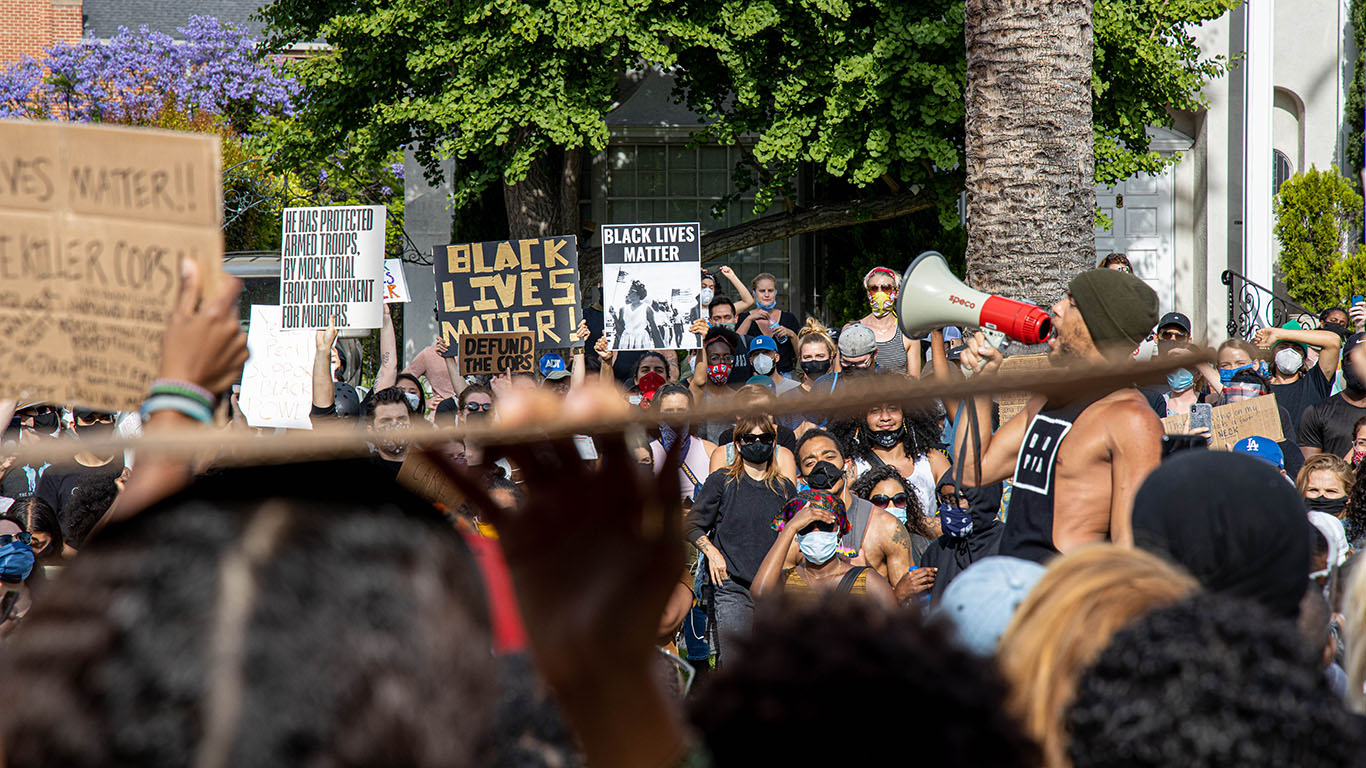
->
<box><xmin>0</xmin><ymin>463</ymin><xmax>46</xmax><ymax>499</ymax></box>
<box><xmin>1297</xmin><ymin>394</ymin><xmax>1366</xmax><ymax>458</ymax></box>
<box><xmin>1270</xmin><ymin>367</ymin><xmax>1332</xmax><ymax>436</ymax></box>
<box><xmin>683</xmin><ymin>471</ymin><xmax>795</xmax><ymax>587</ymax></box>
<box><xmin>37</xmin><ymin>458</ymin><xmax>125</xmax><ymax>547</ymax></box>
<box><xmin>716</xmin><ymin>425</ymin><xmax>798</xmax><ymax>456</ymax></box>
<box><xmin>370</xmin><ymin>454</ymin><xmax>404</xmax><ymax>480</ymax></box>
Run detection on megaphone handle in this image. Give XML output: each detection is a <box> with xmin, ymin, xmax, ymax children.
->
<box><xmin>980</xmin><ymin>328</ymin><xmax>1007</xmax><ymax>350</ymax></box>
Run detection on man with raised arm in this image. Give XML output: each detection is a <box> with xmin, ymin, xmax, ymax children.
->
<box><xmin>953</xmin><ymin>269</ymin><xmax>1163</xmax><ymax>563</ymax></box>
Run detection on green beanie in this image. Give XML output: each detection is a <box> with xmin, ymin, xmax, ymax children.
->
<box><xmin>1067</xmin><ymin>269</ymin><xmax>1159</xmax><ymax>352</ymax></box>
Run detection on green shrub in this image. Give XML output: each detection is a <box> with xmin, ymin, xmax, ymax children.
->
<box><xmin>1274</xmin><ymin>165</ymin><xmax>1364</xmax><ymax>311</ymax></box>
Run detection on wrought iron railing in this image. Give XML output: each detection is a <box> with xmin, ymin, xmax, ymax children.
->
<box><xmin>1222</xmin><ymin>269</ymin><xmax>1318</xmax><ymax>339</ymax></box>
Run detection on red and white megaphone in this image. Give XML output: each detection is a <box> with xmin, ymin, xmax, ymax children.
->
<box><xmin>897</xmin><ymin>251</ymin><xmax>1052</xmax><ymax>344</ymax></box>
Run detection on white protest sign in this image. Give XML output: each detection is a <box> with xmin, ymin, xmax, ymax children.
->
<box><xmin>239</xmin><ymin>304</ymin><xmax>314</xmax><ymax>430</ymax></box>
<box><xmin>383</xmin><ymin>258</ymin><xmax>410</xmax><ymax>303</ymax></box>
<box><xmin>279</xmin><ymin>205</ymin><xmax>386</xmax><ymax>329</ymax></box>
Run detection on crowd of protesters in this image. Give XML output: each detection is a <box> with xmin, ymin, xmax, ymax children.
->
<box><xmin>2</xmin><ymin>252</ymin><xmax>1366</xmax><ymax>768</ymax></box>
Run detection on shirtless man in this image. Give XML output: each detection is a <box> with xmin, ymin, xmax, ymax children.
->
<box><xmin>792</xmin><ymin>430</ymin><xmax>921</xmax><ymax>601</ymax></box>
<box><xmin>953</xmin><ymin>268</ymin><xmax>1162</xmax><ymax>563</ymax></box>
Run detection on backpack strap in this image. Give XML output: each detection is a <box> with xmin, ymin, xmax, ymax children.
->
<box><xmin>836</xmin><ymin>565</ymin><xmax>868</xmax><ymax>594</ymax></box>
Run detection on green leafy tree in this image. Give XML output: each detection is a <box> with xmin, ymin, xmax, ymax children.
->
<box><xmin>257</xmin><ymin>0</ymin><xmax>1235</xmax><ymax>270</ymax></box>
<box><xmin>1348</xmin><ymin>0</ymin><xmax>1365</xmax><ymax>182</ymax></box>
<box><xmin>1275</xmin><ymin>165</ymin><xmax>1364</xmax><ymax>310</ymax></box>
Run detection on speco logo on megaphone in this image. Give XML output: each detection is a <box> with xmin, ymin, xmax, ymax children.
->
<box><xmin>897</xmin><ymin>251</ymin><xmax>1052</xmax><ymax>345</ymax></box>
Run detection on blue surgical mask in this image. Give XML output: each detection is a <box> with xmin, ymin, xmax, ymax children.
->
<box><xmin>939</xmin><ymin>503</ymin><xmax>973</xmax><ymax>538</ymax></box>
<box><xmin>885</xmin><ymin>504</ymin><xmax>908</xmax><ymax>525</ymax></box>
<box><xmin>757</xmin><ymin>298</ymin><xmax>777</xmax><ymax>311</ymax></box>
<box><xmin>1167</xmin><ymin>368</ymin><xmax>1194</xmax><ymax>393</ymax></box>
<box><xmin>1219</xmin><ymin>363</ymin><xmax>1253</xmax><ymax>385</ymax></box>
<box><xmin>796</xmin><ymin>530</ymin><xmax>838</xmax><ymax>564</ymax></box>
<box><xmin>403</xmin><ymin>392</ymin><xmax>420</xmax><ymax>411</ymax></box>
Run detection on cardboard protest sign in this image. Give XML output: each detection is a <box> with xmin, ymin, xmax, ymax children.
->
<box><xmin>434</xmin><ymin>236</ymin><xmax>580</xmax><ymax>349</ymax></box>
<box><xmin>396</xmin><ymin>449</ymin><xmax>465</xmax><ymax>511</ymax></box>
<box><xmin>238</xmin><ymin>304</ymin><xmax>313</xmax><ymax>430</ymax></box>
<box><xmin>601</xmin><ymin>222</ymin><xmax>702</xmax><ymax>351</ymax></box>
<box><xmin>0</xmin><ymin>120</ymin><xmax>224</xmax><ymax>411</ymax></box>
<box><xmin>1159</xmin><ymin>394</ymin><xmax>1284</xmax><ymax>448</ymax></box>
<box><xmin>459</xmin><ymin>332</ymin><xmax>536</xmax><ymax>376</ymax></box>
<box><xmin>995</xmin><ymin>354</ymin><xmax>1052</xmax><ymax>423</ymax></box>
<box><xmin>382</xmin><ymin>258</ymin><xmax>410</xmax><ymax>303</ymax></box>
<box><xmin>279</xmin><ymin>205</ymin><xmax>385</xmax><ymax>330</ymax></box>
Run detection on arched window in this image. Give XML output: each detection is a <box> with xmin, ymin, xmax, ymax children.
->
<box><xmin>1273</xmin><ymin>150</ymin><xmax>1293</xmax><ymax>194</ymax></box>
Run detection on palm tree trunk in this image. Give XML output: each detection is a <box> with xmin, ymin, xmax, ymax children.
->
<box><xmin>964</xmin><ymin>0</ymin><xmax>1095</xmax><ymax>308</ymax></box>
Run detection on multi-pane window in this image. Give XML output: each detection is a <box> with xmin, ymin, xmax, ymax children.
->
<box><xmin>600</xmin><ymin>144</ymin><xmax>790</xmax><ymax>301</ymax></box>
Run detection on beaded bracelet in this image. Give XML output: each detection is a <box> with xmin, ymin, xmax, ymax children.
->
<box><xmin>148</xmin><ymin>378</ymin><xmax>216</xmax><ymax>409</ymax></box>
<box><xmin>141</xmin><ymin>393</ymin><xmax>213</xmax><ymax>425</ymax></box>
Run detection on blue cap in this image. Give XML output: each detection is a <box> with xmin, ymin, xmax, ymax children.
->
<box><xmin>745</xmin><ymin>374</ymin><xmax>775</xmax><ymax>390</ymax></box>
<box><xmin>943</xmin><ymin>326</ymin><xmax>963</xmax><ymax>341</ymax></box>
<box><xmin>538</xmin><ymin>353</ymin><xmax>566</xmax><ymax>377</ymax></box>
<box><xmin>1231</xmin><ymin>436</ymin><xmax>1283</xmax><ymax>468</ymax></box>
<box><xmin>934</xmin><ymin>556</ymin><xmax>1046</xmax><ymax>656</ymax></box>
<box><xmin>748</xmin><ymin>335</ymin><xmax>779</xmax><ymax>355</ymax></box>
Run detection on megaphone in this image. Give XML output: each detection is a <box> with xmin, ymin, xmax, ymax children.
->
<box><xmin>898</xmin><ymin>251</ymin><xmax>1052</xmax><ymax>345</ymax></box>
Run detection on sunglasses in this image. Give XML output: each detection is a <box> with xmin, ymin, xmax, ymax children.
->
<box><xmin>869</xmin><ymin>493</ymin><xmax>910</xmax><ymax>508</ymax></box>
<box><xmin>464</xmin><ymin>402</ymin><xmax>493</xmax><ymax>413</ymax></box>
<box><xmin>0</xmin><ymin>532</ymin><xmax>31</xmax><ymax>546</ymax></box>
<box><xmin>1156</xmin><ymin>329</ymin><xmax>1188</xmax><ymax>341</ymax></box>
<box><xmin>736</xmin><ymin>433</ymin><xmax>776</xmax><ymax>446</ymax></box>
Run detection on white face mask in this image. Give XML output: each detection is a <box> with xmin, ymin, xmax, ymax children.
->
<box><xmin>885</xmin><ymin>504</ymin><xmax>907</xmax><ymax>524</ymax></box>
<box><xmin>752</xmin><ymin>353</ymin><xmax>775</xmax><ymax>375</ymax></box>
<box><xmin>796</xmin><ymin>530</ymin><xmax>838</xmax><ymax>565</ymax></box>
<box><xmin>699</xmin><ymin>287</ymin><xmax>714</xmax><ymax>306</ymax></box>
<box><xmin>1274</xmin><ymin>347</ymin><xmax>1304</xmax><ymax>376</ymax></box>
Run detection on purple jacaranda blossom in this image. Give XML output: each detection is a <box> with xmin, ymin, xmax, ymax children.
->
<box><xmin>0</xmin><ymin>15</ymin><xmax>298</xmax><ymax>124</ymax></box>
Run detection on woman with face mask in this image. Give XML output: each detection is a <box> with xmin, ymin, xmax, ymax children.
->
<box><xmin>851</xmin><ymin>266</ymin><xmax>921</xmax><ymax>377</ymax></box>
<box><xmin>701</xmin><ymin>265</ymin><xmax>756</xmax><ymax>314</ymax></box>
<box><xmin>684</xmin><ymin>414</ymin><xmax>798</xmax><ymax>656</ymax></box>
<box><xmin>647</xmin><ymin>385</ymin><xmax>718</xmax><ymax>502</ymax></box>
<box><xmin>1297</xmin><ymin>454</ymin><xmax>1354</xmax><ymax>522</ymax></box>
<box><xmin>1218</xmin><ymin>368</ymin><xmax>1305</xmax><ymax>479</ymax></box>
<box><xmin>849</xmin><ymin>465</ymin><xmax>940</xmax><ymax>564</ymax></box>
<box><xmin>750</xmin><ymin>490</ymin><xmax>896</xmax><ymax>608</ymax></box>
<box><xmin>835</xmin><ymin>402</ymin><xmax>950</xmax><ymax>518</ymax></box>
<box><xmin>735</xmin><ymin>273</ymin><xmax>801</xmax><ymax>374</ymax></box>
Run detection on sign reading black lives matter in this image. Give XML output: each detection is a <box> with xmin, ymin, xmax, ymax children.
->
<box><xmin>279</xmin><ymin>205</ymin><xmax>385</xmax><ymax>330</ymax></box>
<box><xmin>601</xmin><ymin>222</ymin><xmax>702</xmax><ymax>351</ymax></box>
<box><xmin>434</xmin><ymin>236</ymin><xmax>581</xmax><ymax>352</ymax></box>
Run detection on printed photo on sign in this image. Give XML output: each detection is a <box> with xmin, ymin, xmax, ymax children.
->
<box><xmin>278</xmin><ymin>205</ymin><xmax>386</xmax><ymax>330</ymax></box>
<box><xmin>434</xmin><ymin>236</ymin><xmax>581</xmax><ymax>348</ymax></box>
<box><xmin>1012</xmin><ymin>414</ymin><xmax>1074</xmax><ymax>496</ymax></box>
<box><xmin>601</xmin><ymin>222</ymin><xmax>702</xmax><ymax>351</ymax></box>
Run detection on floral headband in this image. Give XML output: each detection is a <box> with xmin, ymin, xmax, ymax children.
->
<box><xmin>773</xmin><ymin>490</ymin><xmax>850</xmax><ymax>536</ymax></box>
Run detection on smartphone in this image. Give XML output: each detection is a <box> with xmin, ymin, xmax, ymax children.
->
<box><xmin>1353</xmin><ymin>295</ymin><xmax>1364</xmax><ymax>306</ymax></box>
<box><xmin>1189</xmin><ymin>402</ymin><xmax>1213</xmax><ymax>432</ymax></box>
<box><xmin>1162</xmin><ymin>433</ymin><xmax>1209</xmax><ymax>460</ymax></box>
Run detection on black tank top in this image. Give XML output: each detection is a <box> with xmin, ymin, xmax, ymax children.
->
<box><xmin>998</xmin><ymin>395</ymin><xmax>1100</xmax><ymax>564</ymax></box>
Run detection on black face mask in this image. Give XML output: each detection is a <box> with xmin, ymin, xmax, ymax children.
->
<box><xmin>805</xmin><ymin>460</ymin><xmax>843</xmax><ymax>491</ymax></box>
<box><xmin>1323</xmin><ymin>322</ymin><xmax>1350</xmax><ymax>340</ymax></box>
<box><xmin>842</xmin><ymin>364</ymin><xmax>871</xmax><ymax>378</ymax></box>
<box><xmin>76</xmin><ymin>421</ymin><xmax>116</xmax><ymax>442</ymax></box>
<box><xmin>1305</xmin><ymin>495</ymin><xmax>1347</xmax><ymax>516</ymax></box>
<box><xmin>801</xmin><ymin>359</ymin><xmax>831</xmax><ymax>378</ymax></box>
<box><xmin>868</xmin><ymin>426</ymin><xmax>904</xmax><ymax>450</ymax></box>
<box><xmin>738</xmin><ymin>441</ymin><xmax>774</xmax><ymax>464</ymax></box>
<box><xmin>30</xmin><ymin>412</ymin><xmax>58</xmax><ymax>431</ymax></box>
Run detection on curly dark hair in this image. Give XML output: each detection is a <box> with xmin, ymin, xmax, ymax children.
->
<box><xmin>0</xmin><ymin>462</ymin><xmax>494</xmax><ymax>768</ymax></box>
<box><xmin>830</xmin><ymin>404</ymin><xmax>941</xmax><ymax>466</ymax></box>
<box><xmin>1066</xmin><ymin>593</ymin><xmax>1362</xmax><ymax>768</ymax></box>
<box><xmin>364</xmin><ymin>385</ymin><xmax>416</xmax><ymax>419</ymax></box>
<box><xmin>690</xmin><ymin>595</ymin><xmax>1039</xmax><ymax>767</ymax></box>
<box><xmin>63</xmin><ymin>477</ymin><xmax>120</xmax><ymax>550</ymax></box>
<box><xmin>848</xmin><ymin>464</ymin><xmax>934</xmax><ymax>540</ymax></box>
<box><xmin>1347</xmin><ymin>456</ymin><xmax>1366</xmax><ymax>545</ymax></box>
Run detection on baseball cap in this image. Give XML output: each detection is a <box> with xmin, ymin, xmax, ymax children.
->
<box><xmin>838</xmin><ymin>324</ymin><xmax>877</xmax><ymax>358</ymax></box>
<box><xmin>934</xmin><ymin>556</ymin><xmax>1046</xmax><ymax>656</ymax></box>
<box><xmin>1231</xmin><ymin>436</ymin><xmax>1283</xmax><ymax>468</ymax></box>
<box><xmin>1156</xmin><ymin>312</ymin><xmax>1191</xmax><ymax>336</ymax></box>
<box><xmin>543</xmin><ymin>369</ymin><xmax>571</xmax><ymax>382</ymax></box>
<box><xmin>538</xmin><ymin>353</ymin><xmax>567</xmax><ymax>377</ymax></box>
<box><xmin>1276</xmin><ymin>321</ymin><xmax>1308</xmax><ymax>356</ymax></box>
<box><xmin>748</xmin><ymin>335</ymin><xmax>778</xmax><ymax>355</ymax></box>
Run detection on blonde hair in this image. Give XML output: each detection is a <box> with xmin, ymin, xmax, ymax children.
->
<box><xmin>1296</xmin><ymin>454</ymin><xmax>1354</xmax><ymax>498</ymax></box>
<box><xmin>997</xmin><ymin>545</ymin><xmax>1198</xmax><ymax>768</ymax></box>
<box><xmin>750</xmin><ymin>272</ymin><xmax>777</xmax><ymax>290</ymax></box>
<box><xmin>724</xmin><ymin>412</ymin><xmax>788</xmax><ymax>495</ymax></box>
<box><xmin>797</xmin><ymin>318</ymin><xmax>837</xmax><ymax>359</ymax></box>
<box><xmin>1344</xmin><ymin>559</ymin><xmax>1366</xmax><ymax>713</ymax></box>
<box><xmin>1217</xmin><ymin>337</ymin><xmax>1265</xmax><ymax>363</ymax></box>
